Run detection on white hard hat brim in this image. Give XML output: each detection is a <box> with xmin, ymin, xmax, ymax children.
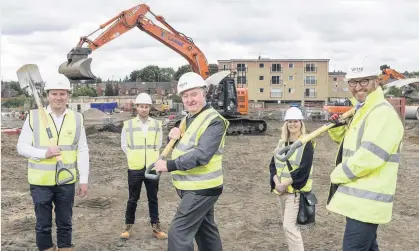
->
<box><xmin>345</xmin><ymin>70</ymin><xmax>382</xmax><ymax>81</ymax></box>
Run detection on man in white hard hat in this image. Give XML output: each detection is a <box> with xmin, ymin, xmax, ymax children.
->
<box><xmin>17</xmin><ymin>80</ymin><xmax>89</xmax><ymax>251</ymax></box>
<box><xmin>154</xmin><ymin>72</ymin><xmax>229</xmax><ymax>251</ymax></box>
<box><xmin>119</xmin><ymin>92</ymin><xmax>168</xmax><ymax>240</ymax></box>
<box><xmin>326</xmin><ymin>59</ymin><xmax>404</xmax><ymax>251</ymax></box>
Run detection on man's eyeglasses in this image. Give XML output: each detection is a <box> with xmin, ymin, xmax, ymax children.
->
<box><xmin>348</xmin><ymin>79</ymin><xmax>372</xmax><ymax>87</ymax></box>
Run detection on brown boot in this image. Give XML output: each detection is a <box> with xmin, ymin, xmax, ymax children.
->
<box><xmin>57</xmin><ymin>248</ymin><xmax>73</xmax><ymax>251</ymax></box>
<box><xmin>45</xmin><ymin>246</ymin><xmax>57</xmax><ymax>251</ymax></box>
<box><xmin>152</xmin><ymin>223</ymin><xmax>168</xmax><ymax>239</ymax></box>
<box><xmin>120</xmin><ymin>224</ymin><xmax>133</xmax><ymax>239</ymax></box>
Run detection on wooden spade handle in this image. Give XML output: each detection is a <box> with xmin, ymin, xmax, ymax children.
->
<box><xmin>276</xmin><ymin>108</ymin><xmax>355</xmax><ymax>161</ymax></box>
<box><xmin>145</xmin><ymin>117</ymin><xmax>187</xmax><ymax>180</ymax></box>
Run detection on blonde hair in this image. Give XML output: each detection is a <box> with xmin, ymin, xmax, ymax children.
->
<box><xmin>274</xmin><ymin>120</ymin><xmax>308</xmax><ymax>151</ymax></box>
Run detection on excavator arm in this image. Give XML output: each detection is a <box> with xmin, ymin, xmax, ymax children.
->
<box><xmin>58</xmin><ymin>3</ymin><xmax>210</xmax><ymax>80</ymax></box>
<box><xmin>380</xmin><ymin>68</ymin><xmax>405</xmax><ymax>84</ymax></box>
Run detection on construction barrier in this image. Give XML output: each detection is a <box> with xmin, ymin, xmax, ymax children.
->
<box><xmin>386</xmin><ymin>98</ymin><xmax>406</xmax><ymax>122</ymax></box>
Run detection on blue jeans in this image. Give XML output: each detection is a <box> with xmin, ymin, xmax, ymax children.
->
<box><xmin>30</xmin><ymin>183</ymin><xmax>75</xmax><ymax>250</ymax></box>
<box><xmin>343</xmin><ymin>217</ymin><xmax>379</xmax><ymax>251</ymax></box>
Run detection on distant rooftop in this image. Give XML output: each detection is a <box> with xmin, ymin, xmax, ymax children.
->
<box><xmin>329</xmin><ymin>70</ymin><xmax>346</xmax><ymax>75</ymax></box>
<box><xmin>218</xmin><ymin>58</ymin><xmax>330</xmax><ymax>62</ymax></box>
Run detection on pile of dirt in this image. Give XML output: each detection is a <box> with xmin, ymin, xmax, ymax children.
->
<box><xmin>1</xmin><ymin>134</ymin><xmax>20</xmax><ymax>158</ymax></box>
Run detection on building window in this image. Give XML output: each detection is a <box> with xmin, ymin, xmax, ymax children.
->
<box><xmin>237</xmin><ymin>76</ymin><xmax>246</xmax><ymax>84</ymax></box>
<box><xmin>259</xmin><ymin>88</ymin><xmax>264</xmax><ymax>93</ymax></box>
<box><xmin>270</xmin><ymin>88</ymin><xmax>282</xmax><ymax>97</ymax></box>
<box><xmin>304</xmin><ymin>76</ymin><xmax>317</xmax><ymax>85</ymax></box>
<box><xmin>305</xmin><ymin>63</ymin><xmax>317</xmax><ymax>72</ymax></box>
<box><xmin>259</xmin><ymin>63</ymin><xmax>264</xmax><ymax>68</ymax></box>
<box><xmin>271</xmin><ymin>63</ymin><xmax>282</xmax><ymax>72</ymax></box>
<box><xmin>343</xmin><ymin>87</ymin><xmax>349</xmax><ymax>92</ymax></box>
<box><xmin>237</xmin><ymin>63</ymin><xmax>246</xmax><ymax>72</ymax></box>
<box><xmin>305</xmin><ymin>88</ymin><xmax>316</xmax><ymax>98</ymax></box>
<box><xmin>333</xmin><ymin>77</ymin><xmax>337</xmax><ymax>81</ymax></box>
<box><xmin>289</xmin><ymin>63</ymin><xmax>294</xmax><ymax>68</ymax></box>
<box><xmin>223</xmin><ymin>65</ymin><xmax>230</xmax><ymax>70</ymax></box>
<box><xmin>271</xmin><ymin>76</ymin><xmax>282</xmax><ymax>85</ymax></box>
<box><xmin>259</xmin><ymin>76</ymin><xmax>264</xmax><ymax>80</ymax></box>
<box><xmin>288</xmin><ymin>76</ymin><xmax>294</xmax><ymax>81</ymax></box>
<box><xmin>288</xmin><ymin>88</ymin><xmax>294</xmax><ymax>94</ymax></box>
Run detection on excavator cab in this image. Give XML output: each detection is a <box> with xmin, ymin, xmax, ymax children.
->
<box><xmin>58</xmin><ymin>47</ymin><xmax>97</xmax><ymax>81</ymax></box>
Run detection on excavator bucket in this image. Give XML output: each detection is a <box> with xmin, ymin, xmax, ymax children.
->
<box><xmin>58</xmin><ymin>47</ymin><xmax>97</xmax><ymax>81</ymax></box>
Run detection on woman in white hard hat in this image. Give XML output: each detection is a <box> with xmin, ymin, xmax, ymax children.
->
<box><xmin>269</xmin><ymin>106</ymin><xmax>315</xmax><ymax>251</ymax></box>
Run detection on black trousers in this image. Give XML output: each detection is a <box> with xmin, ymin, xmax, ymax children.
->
<box><xmin>343</xmin><ymin>217</ymin><xmax>379</xmax><ymax>251</ymax></box>
<box><xmin>30</xmin><ymin>183</ymin><xmax>75</xmax><ymax>251</ymax></box>
<box><xmin>125</xmin><ymin>169</ymin><xmax>160</xmax><ymax>225</ymax></box>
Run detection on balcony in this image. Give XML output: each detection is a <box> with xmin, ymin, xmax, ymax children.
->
<box><xmin>270</xmin><ymin>79</ymin><xmax>283</xmax><ymax>85</ymax></box>
<box><xmin>304</xmin><ymin>89</ymin><xmax>317</xmax><ymax>98</ymax></box>
<box><xmin>304</xmin><ymin>79</ymin><xmax>317</xmax><ymax>85</ymax></box>
<box><xmin>236</xmin><ymin>67</ymin><xmax>248</xmax><ymax>72</ymax></box>
<box><xmin>304</xmin><ymin>66</ymin><xmax>317</xmax><ymax>73</ymax></box>
<box><xmin>270</xmin><ymin>67</ymin><xmax>283</xmax><ymax>73</ymax></box>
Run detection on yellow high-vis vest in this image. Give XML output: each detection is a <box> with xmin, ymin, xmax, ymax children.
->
<box><xmin>170</xmin><ymin>108</ymin><xmax>229</xmax><ymax>191</ymax></box>
<box><xmin>28</xmin><ymin>108</ymin><xmax>82</xmax><ymax>186</ymax></box>
<box><xmin>124</xmin><ymin>117</ymin><xmax>162</xmax><ymax>170</ymax></box>
<box><xmin>273</xmin><ymin>140</ymin><xmax>316</xmax><ymax>194</ymax></box>
<box><xmin>327</xmin><ymin>87</ymin><xmax>404</xmax><ymax>224</ymax></box>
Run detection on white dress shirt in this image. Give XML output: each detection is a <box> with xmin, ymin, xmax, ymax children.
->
<box><xmin>17</xmin><ymin>106</ymin><xmax>90</xmax><ymax>184</ymax></box>
<box><xmin>121</xmin><ymin>116</ymin><xmax>163</xmax><ymax>155</ymax></box>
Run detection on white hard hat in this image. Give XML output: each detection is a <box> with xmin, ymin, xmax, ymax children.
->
<box><xmin>177</xmin><ymin>72</ymin><xmax>207</xmax><ymax>95</ymax></box>
<box><xmin>284</xmin><ymin>107</ymin><xmax>304</xmax><ymax>121</ymax></box>
<box><xmin>135</xmin><ymin>93</ymin><xmax>152</xmax><ymax>104</ymax></box>
<box><xmin>345</xmin><ymin>56</ymin><xmax>381</xmax><ymax>80</ymax></box>
<box><xmin>45</xmin><ymin>81</ymin><xmax>71</xmax><ymax>91</ymax></box>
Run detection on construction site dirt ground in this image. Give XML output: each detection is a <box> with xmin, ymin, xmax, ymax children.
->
<box><xmin>2</xmin><ymin>120</ymin><xmax>419</xmax><ymax>251</ymax></box>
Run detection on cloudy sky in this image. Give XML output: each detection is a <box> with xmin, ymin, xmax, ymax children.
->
<box><xmin>2</xmin><ymin>0</ymin><xmax>419</xmax><ymax>84</ymax></box>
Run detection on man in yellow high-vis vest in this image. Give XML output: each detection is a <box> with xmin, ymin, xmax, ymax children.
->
<box><xmin>119</xmin><ymin>92</ymin><xmax>168</xmax><ymax>240</ymax></box>
<box><xmin>326</xmin><ymin>59</ymin><xmax>404</xmax><ymax>251</ymax></box>
<box><xmin>154</xmin><ymin>72</ymin><xmax>229</xmax><ymax>251</ymax></box>
<box><xmin>17</xmin><ymin>80</ymin><xmax>89</xmax><ymax>251</ymax></box>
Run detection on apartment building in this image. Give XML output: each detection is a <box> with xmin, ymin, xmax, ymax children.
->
<box><xmin>328</xmin><ymin>70</ymin><xmax>353</xmax><ymax>102</ymax></box>
<box><xmin>218</xmin><ymin>58</ymin><xmax>330</xmax><ymax>105</ymax></box>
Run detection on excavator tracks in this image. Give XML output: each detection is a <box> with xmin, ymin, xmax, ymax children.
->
<box><xmin>224</xmin><ymin>117</ymin><xmax>267</xmax><ymax>135</ymax></box>
<box><xmin>166</xmin><ymin>116</ymin><xmax>267</xmax><ymax>136</ymax></box>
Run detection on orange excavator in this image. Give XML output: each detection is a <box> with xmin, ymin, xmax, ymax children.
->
<box><xmin>323</xmin><ymin>68</ymin><xmax>406</xmax><ymax>115</ymax></box>
<box><xmin>58</xmin><ymin>4</ymin><xmax>267</xmax><ymax>135</ymax></box>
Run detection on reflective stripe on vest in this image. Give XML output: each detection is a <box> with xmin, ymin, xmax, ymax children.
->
<box><xmin>28</xmin><ymin>109</ymin><xmax>81</xmax><ymax>185</ymax></box>
<box><xmin>125</xmin><ymin>118</ymin><xmax>162</xmax><ymax>170</ymax></box>
<box><xmin>337</xmin><ymin>102</ymin><xmax>401</xmax><ymax>203</ymax></box>
<box><xmin>274</xmin><ymin>141</ymin><xmax>313</xmax><ymax>193</ymax></box>
<box><xmin>170</xmin><ymin>108</ymin><xmax>228</xmax><ymax>190</ymax></box>
<box><xmin>175</xmin><ymin>110</ymin><xmax>224</xmax><ymax>155</ymax></box>
<box><xmin>126</xmin><ymin>119</ymin><xmax>160</xmax><ymax>150</ymax></box>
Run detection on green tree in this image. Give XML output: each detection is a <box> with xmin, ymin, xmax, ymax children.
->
<box><xmin>159</xmin><ymin>67</ymin><xmax>175</xmax><ymax>81</ymax></box>
<box><xmin>72</xmin><ymin>87</ymin><xmax>98</xmax><ymax>97</ymax></box>
<box><xmin>383</xmin><ymin>86</ymin><xmax>402</xmax><ymax>97</ymax></box>
<box><xmin>209</xmin><ymin>64</ymin><xmax>219</xmax><ymax>76</ymax></box>
<box><xmin>130</xmin><ymin>70</ymin><xmax>141</xmax><ymax>82</ymax></box>
<box><xmin>380</xmin><ymin>64</ymin><xmax>390</xmax><ymax>70</ymax></box>
<box><xmin>174</xmin><ymin>64</ymin><xmax>192</xmax><ymax>80</ymax></box>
